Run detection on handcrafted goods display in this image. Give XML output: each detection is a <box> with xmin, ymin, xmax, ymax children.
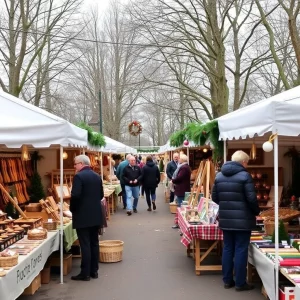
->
<box><xmin>27</xmin><ymin>228</ymin><xmax>48</xmax><ymax>240</ymax></box>
<box><xmin>43</xmin><ymin>221</ymin><xmax>57</xmax><ymax>231</ymax></box>
<box><xmin>0</xmin><ymin>250</ymin><xmax>18</xmax><ymax>267</ymax></box>
<box><xmin>0</xmin><ymin>157</ymin><xmax>32</xmax><ymax>205</ymax></box>
<box><xmin>260</xmin><ymin>207</ymin><xmax>300</xmax><ymax>221</ymax></box>
<box><xmin>14</xmin><ymin>217</ymin><xmax>42</xmax><ymax>229</ymax></box>
<box><xmin>99</xmin><ymin>240</ymin><xmax>124</xmax><ymax>263</ymax></box>
<box><xmin>176</xmin><ymin>206</ymin><xmax>223</xmax><ymax>275</ymax></box>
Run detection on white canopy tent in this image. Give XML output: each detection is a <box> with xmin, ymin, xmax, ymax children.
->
<box><xmin>0</xmin><ymin>91</ymin><xmax>87</xmax><ymax>148</ymax></box>
<box><xmin>0</xmin><ymin>91</ymin><xmax>88</xmax><ymax>286</ymax></box>
<box><xmin>102</xmin><ymin>136</ymin><xmax>137</xmax><ymax>154</ymax></box>
<box><xmin>218</xmin><ymin>86</ymin><xmax>300</xmax><ymax>300</ymax></box>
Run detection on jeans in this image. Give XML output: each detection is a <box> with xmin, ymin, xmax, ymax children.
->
<box><xmin>125</xmin><ymin>185</ymin><xmax>139</xmax><ymax>211</ymax></box>
<box><xmin>121</xmin><ymin>184</ymin><xmax>127</xmax><ymax>208</ymax></box>
<box><xmin>176</xmin><ymin>196</ymin><xmax>184</xmax><ymax>207</ymax></box>
<box><xmin>144</xmin><ymin>186</ymin><xmax>156</xmax><ymax>208</ymax></box>
<box><xmin>222</xmin><ymin>230</ymin><xmax>251</xmax><ymax>287</ymax></box>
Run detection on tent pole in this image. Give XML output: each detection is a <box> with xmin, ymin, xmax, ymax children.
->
<box><xmin>59</xmin><ymin>146</ymin><xmax>64</xmax><ymax>284</ymax></box>
<box><xmin>274</xmin><ymin>134</ymin><xmax>279</xmax><ymax>300</ymax></box>
<box><xmin>100</xmin><ymin>152</ymin><xmax>103</xmax><ymax>182</ymax></box>
<box><xmin>223</xmin><ymin>140</ymin><xmax>227</xmax><ymax>163</ymax></box>
<box><xmin>110</xmin><ymin>152</ymin><xmax>112</xmax><ymax>186</ymax></box>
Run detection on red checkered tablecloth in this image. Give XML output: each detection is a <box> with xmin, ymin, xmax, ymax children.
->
<box><xmin>177</xmin><ymin>207</ymin><xmax>223</xmax><ymax>247</ymax></box>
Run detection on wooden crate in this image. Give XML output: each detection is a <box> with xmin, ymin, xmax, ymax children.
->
<box><xmin>50</xmin><ymin>254</ymin><xmax>72</xmax><ymax>276</ymax></box>
<box><xmin>22</xmin><ymin>273</ymin><xmax>41</xmax><ymax>295</ymax></box>
<box><xmin>41</xmin><ymin>265</ymin><xmax>51</xmax><ymax>284</ymax></box>
<box><xmin>14</xmin><ymin>217</ymin><xmax>42</xmax><ymax>229</ymax></box>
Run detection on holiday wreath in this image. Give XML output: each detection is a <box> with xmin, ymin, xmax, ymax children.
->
<box><xmin>128</xmin><ymin>121</ymin><xmax>142</xmax><ymax>136</ymax></box>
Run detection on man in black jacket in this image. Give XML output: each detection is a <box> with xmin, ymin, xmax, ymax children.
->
<box><xmin>70</xmin><ymin>155</ymin><xmax>104</xmax><ymax>281</ymax></box>
<box><xmin>166</xmin><ymin>152</ymin><xmax>179</xmax><ymax>203</ymax></box>
<box><xmin>212</xmin><ymin>150</ymin><xmax>260</xmax><ymax>292</ymax></box>
<box><xmin>122</xmin><ymin>156</ymin><xmax>142</xmax><ymax>215</ymax></box>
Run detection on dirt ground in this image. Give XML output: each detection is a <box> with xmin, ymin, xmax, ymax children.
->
<box><xmin>19</xmin><ymin>185</ymin><xmax>265</xmax><ymax>300</ymax></box>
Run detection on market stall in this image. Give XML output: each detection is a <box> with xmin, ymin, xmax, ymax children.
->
<box><xmin>0</xmin><ymin>231</ymin><xmax>59</xmax><ymax>299</ymax></box>
<box><xmin>0</xmin><ymin>91</ymin><xmax>87</xmax><ymax>290</ymax></box>
<box><xmin>176</xmin><ymin>206</ymin><xmax>223</xmax><ymax>275</ymax></box>
<box><xmin>217</xmin><ymin>85</ymin><xmax>300</xmax><ymax>300</ymax></box>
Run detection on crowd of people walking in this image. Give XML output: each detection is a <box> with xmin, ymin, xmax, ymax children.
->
<box><xmin>114</xmin><ymin>152</ymin><xmax>192</xmax><ymax>216</ymax></box>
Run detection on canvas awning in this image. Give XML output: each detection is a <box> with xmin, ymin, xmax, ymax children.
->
<box><xmin>0</xmin><ymin>91</ymin><xmax>87</xmax><ymax>148</ymax></box>
<box><xmin>218</xmin><ymin>86</ymin><xmax>300</xmax><ymax>140</ymax></box>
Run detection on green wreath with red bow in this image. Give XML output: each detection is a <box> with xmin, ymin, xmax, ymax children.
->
<box><xmin>128</xmin><ymin>120</ymin><xmax>142</xmax><ymax>136</ymax></box>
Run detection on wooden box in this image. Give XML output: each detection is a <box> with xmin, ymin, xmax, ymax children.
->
<box><xmin>14</xmin><ymin>217</ymin><xmax>43</xmax><ymax>229</ymax></box>
<box><xmin>22</xmin><ymin>273</ymin><xmax>41</xmax><ymax>295</ymax></box>
<box><xmin>50</xmin><ymin>254</ymin><xmax>72</xmax><ymax>276</ymax></box>
<box><xmin>24</xmin><ymin>210</ymin><xmax>50</xmax><ymax>222</ymax></box>
<box><xmin>41</xmin><ymin>265</ymin><xmax>51</xmax><ymax>284</ymax></box>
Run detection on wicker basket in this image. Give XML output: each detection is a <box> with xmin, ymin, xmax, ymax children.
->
<box><xmin>43</xmin><ymin>222</ymin><xmax>57</xmax><ymax>231</ymax></box>
<box><xmin>0</xmin><ymin>253</ymin><xmax>18</xmax><ymax>267</ymax></box>
<box><xmin>169</xmin><ymin>204</ymin><xmax>178</xmax><ymax>214</ymax></box>
<box><xmin>25</xmin><ymin>203</ymin><xmax>42</xmax><ymax>212</ymax></box>
<box><xmin>264</xmin><ymin>221</ymin><xmax>288</xmax><ymax>236</ymax></box>
<box><xmin>99</xmin><ymin>240</ymin><xmax>124</xmax><ymax>263</ymax></box>
<box><xmin>260</xmin><ymin>208</ymin><xmax>300</xmax><ymax>222</ymax></box>
<box><xmin>27</xmin><ymin>229</ymin><xmax>47</xmax><ymax>240</ymax></box>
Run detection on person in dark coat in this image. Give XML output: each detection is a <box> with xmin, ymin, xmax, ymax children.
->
<box><xmin>122</xmin><ymin>156</ymin><xmax>142</xmax><ymax>215</ymax></box>
<box><xmin>171</xmin><ymin>153</ymin><xmax>191</xmax><ymax>206</ymax></box>
<box><xmin>70</xmin><ymin>155</ymin><xmax>104</xmax><ymax>281</ymax></box>
<box><xmin>166</xmin><ymin>152</ymin><xmax>179</xmax><ymax>203</ymax></box>
<box><xmin>116</xmin><ymin>154</ymin><xmax>131</xmax><ymax>209</ymax></box>
<box><xmin>212</xmin><ymin>150</ymin><xmax>260</xmax><ymax>292</ymax></box>
<box><xmin>141</xmin><ymin>156</ymin><xmax>160</xmax><ymax>211</ymax></box>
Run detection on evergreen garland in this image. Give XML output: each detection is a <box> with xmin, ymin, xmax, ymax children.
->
<box><xmin>77</xmin><ymin>122</ymin><xmax>106</xmax><ymax>147</ymax></box>
<box><xmin>169</xmin><ymin>120</ymin><xmax>223</xmax><ymax>161</ymax></box>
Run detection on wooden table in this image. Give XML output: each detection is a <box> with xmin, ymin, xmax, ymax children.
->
<box><xmin>104</xmin><ymin>189</ymin><xmax>114</xmax><ymax>217</ymax></box>
<box><xmin>177</xmin><ymin>207</ymin><xmax>223</xmax><ymax>275</ymax></box>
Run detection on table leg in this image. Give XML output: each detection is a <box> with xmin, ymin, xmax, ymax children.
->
<box><xmin>110</xmin><ymin>195</ymin><xmax>115</xmax><ymax>214</ymax></box>
<box><xmin>105</xmin><ymin>197</ymin><xmax>110</xmax><ymax>220</ymax></box>
<box><xmin>195</xmin><ymin>239</ymin><xmax>201</xmax><ymax>275</ymax></box>
<box><xmin>247</xmin><ymin>262</ymin><xmax>253</xmax><ymax>283</ymax></box>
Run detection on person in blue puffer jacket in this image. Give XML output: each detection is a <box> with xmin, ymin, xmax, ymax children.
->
<box><xmin>212</xmin><ymin>150</ymin><xmax>260</xmax><ymax>292</ymax></box>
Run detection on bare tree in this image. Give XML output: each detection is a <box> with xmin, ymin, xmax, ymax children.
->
<box><xmin>0</xmin><ymin>0</ymin><xmax>82</xmax><ymax>105</ymax></box>
<box><xmin>68</xmin><ymin>1</ymin><xmax>147</xmax><ymax>140</ymax></box>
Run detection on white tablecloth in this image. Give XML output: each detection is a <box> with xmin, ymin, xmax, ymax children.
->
<box><xmin>0</xmin><ymin>231</ymin><xmax>59</xmax><ymax>300</ymax></box>
<box><xmin>248</xmin><ymin>244</ymin><xmax>275</xmax><ymax>300</ymax></box>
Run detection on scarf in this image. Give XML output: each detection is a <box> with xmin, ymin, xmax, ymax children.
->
<box><xmin>172</xmin><ymin>162</ymin><xmax>188</xmax><ymax>180</ymax></box>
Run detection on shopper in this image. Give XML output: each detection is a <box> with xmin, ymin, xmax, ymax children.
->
<box><xmin>212</xmin><ymin>150</ymin><xmax>260</xmax><ymax>291</ymax></box>
<box><xmin>70</xmin><ymin>155</ymin><xmax>104</xmax><ymax>281</ymax></box>
<box><xmin>138</xmin><ymin>157</ymin><xmax>146</xmax><ymax>197</ymax></box>
<box><xmin>171</xmin><ymin>153</ymin><xmax>191</xmax><ymax>207</ymax></box>
<box><xmin>116</xmin><ymin>154</ymin><xmax>131</xmax><ymax>209</ymax></box>
<box><xmin>166</xmin><ymin>152</ymin><xmax>179</xmax><ymax>203</ymax></box>
<box><xmin>141</xmin><ymin>156</ymin><xmax>160</xmax><ymax>211</ymax></box>
<box><xmin>122</xmin><ymin>156</ymin><xmax>142</xmax><ymax>215</ymax></box>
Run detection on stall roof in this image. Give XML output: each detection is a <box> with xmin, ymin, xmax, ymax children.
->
<box><xmin>102</xmin><ymin>136</ymin><xmax>137</xmax><ymax>154</ymax></box>
<box><xmin>218</xmin><ymin>86</ymin><xmax>300</xmax><ymax>140</ymax></box>
<box><xmin>0</xmin><ymin>91</ymin><xmax>87</xmax><ymax>148</ymax></box>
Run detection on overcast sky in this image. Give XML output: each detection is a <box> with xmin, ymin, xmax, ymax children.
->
<box><xmin>83</xmin><ymin>0</ymin><xmax>110</xmax><ymax>12</ymax></box>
